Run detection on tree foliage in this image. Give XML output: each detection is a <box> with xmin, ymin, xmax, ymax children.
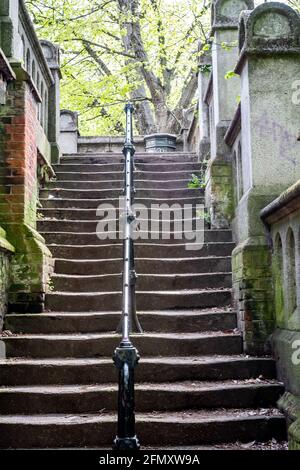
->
<box><xmin>26</xmin><ymin>0</ymin><xmax>210</xmax><ymax>135</ymax></box>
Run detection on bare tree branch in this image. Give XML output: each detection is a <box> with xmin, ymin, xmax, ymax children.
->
<box><xmin>82</xmin><ymin>41</ymin><xmax>112</xmax><ymax>76</ymax></box>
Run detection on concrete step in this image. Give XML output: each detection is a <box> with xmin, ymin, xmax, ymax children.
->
<box><xmin>42</xmin><ymin>231</ymin><xmax>229</xmax><ymax>249</ymax></box>
<box><xmin>53</xmin><ymin>162</ymin><xmax>202</xmax><ymax>173</ymax></box>
<box><xmin>2</xmin><ymin>331</ymin><xmax>242</xmax><ymax>358</ymax></box>
<box><xmin>47</xmin><ymin>272</ymin><xmax>232</xmax><ymax>292</ymax></box>
<box><xmin>45</xmin><ymin>289</ymin><xmax>232</xmax><ymax>312</ymax></box>
<box><xmin>0</xmin><ymin>381</ymin><xmax>284</xmax><ymax>414</ymax></box>
<box><xmin>0</xmin><ymin>356</ymin><xmax>278</xmax><ymax>386</ymax></box>
<box><xmin>38</xmin><ymin>219</ymin><xmax>212</xmax><ymax>233</ymax></box>
<box><xmin>47</xmin><ymin>179</ymin><xmax>193</xmax><ymax>190</ymax></box>
<box><xmin>40</xmin><ymin>188</ymin><xmax>203</xmax><ymax>200</ymax></box>
<box><xmin>39</xmin><ymin>196</ymin><xmax>203</xmax><ymax>209</ymax></box>
<box><xmin>54</xmin><ymin>170</ymin><xmax>199</xmax><ymax>181</ymax></box>
<box><xmin>54</xmin><ymin>257</ymin><xmax>231</xmax><ymax>275</ymax></box>
<box><xmin>39</xmin><ymin>208</ymin><xmax>225</xmax><ymax>228</ymax></box>
<box><xmin>44</xmin><ymin>239</ymin><xmax>233</xmax><ymax>257</ymax></box>
<box><xmin>60</xmin><ymin>152</ymin><xmax>198</xmax><ymax>164</ymax></box>
<box><xmin>0</xmin><ymin>409</ymin><xmax>286</xmax><ymax>448</ymax></box>
<box><xmin>5</xmin><ymin>309</ymin><xmax>236</xmax><ymax>334</ymax></box>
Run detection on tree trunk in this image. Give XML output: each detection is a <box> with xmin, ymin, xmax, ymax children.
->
<box><xmin>117</xmin><ymin>0</ymin><xmax>156</xmax><ymax>135</ymax></box>
<box><xmin>118</xmin><ymin>0</ymin><xmax>198</xmax><ymax>136</ymax></box>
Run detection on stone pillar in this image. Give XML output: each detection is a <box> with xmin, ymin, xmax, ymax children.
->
<box><xmin>59</xmin><ymin>110</ymin><xmax>80</xmax><ymax>154</ymax></box>
<box><xmin>198</xmin><ymin>46</ymin><xmax>211</xmax><ymax>161</ymax></box>
<box><xmin>40</xmin><ymin>40</ymin><xmax>61</xmax><ymax>163</ymax></box>
<box><xmin>205</xmin><ymin>0</ymin><xmax>254</xmax><ymax>228</ymax></box>
<box><xmin>232</xmin><ymin>2</ymin><xmax>300</xmax><ymax>354</ymax></box>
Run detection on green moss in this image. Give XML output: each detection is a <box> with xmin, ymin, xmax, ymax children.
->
<box><xmin>206</xmin><ymin>161</ymin><xmax>234</xmax><ymax>227</ymax></box>
<box><xmin>0</xmin><ymin>225</ymin><xmax>13</xmax><ymax>329</ymax></box>
<box><xmin>232</xmin><ymin>238</ymin><xmax>275</xmax><ymax>354</ymax></box>
<box><xmin>289</xmin><ymin>418</ymin><xmax>300</xmax><ymax>450</ymax></box>
<box><xmin>273</xmin><ymin>252</ymin><xmax>285</xmax><ymax>327</ymax></box>
<box><xmin>1</xmin><ymin>223</ymin><xmax>54</xmax><ymax>312</ymax></box>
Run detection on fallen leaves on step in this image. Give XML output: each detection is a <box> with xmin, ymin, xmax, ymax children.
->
<box><xmin>0</xmin><ymin>330</ymin><xmax>14</xmax><ymax>337</ymax></box>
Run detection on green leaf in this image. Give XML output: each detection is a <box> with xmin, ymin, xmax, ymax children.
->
<box><xmin>224</xmin><ymin>70</ymin><xmax>238</xmax><ymax>80</ymax></box>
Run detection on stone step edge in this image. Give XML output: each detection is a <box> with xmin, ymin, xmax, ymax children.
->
<box><xmin>0</xmin><ymin>408</ymin><xmax>283</xmax><ymax>425</ymax></box>
<box><xmin>46</xmin><ymin>288</ymin><xmax>232</xmax><ymax>296</ymax></box>
<box><xmin>49</xmin><ymin>256</ymin><xmax>232</xmax><ymax>262</ymax></box>
<box><xmin>6</xmin><ymin>308</ymin><xmax>234</xmax><ymax>317</ymax></box>
<box><xmin>0</xmin><ymin>380</ymin><xmax>283</xmax><ymax>393</ymax></box>
<box><xmin>0</xmin><ymin>331</ymin><xmax>240</xmax><ymax>340</ymax></box>
<box><xmin>48</xmin><ymin>272</ymin><xmax>232</xmax><ymax>279</ymax></box>
<box><xmin>0</xmin><ymin>355</ymin><xmax>275</xmax><ymax>366</ymax></box>
<box><xmin>54</xmin><ymin>170</ymin><xmax>200</xmax><ymax>175</ymax></box>
<box><xmin>61</xmin><ymin>153</ymin><xmax>197</xmax><ymax>158</ymax></box>
<box><xmin>49</xmin><ymin>179</ymin><xmax>193</xmax><ymax>183</ymax></box>
<box><xmin>39</xmin><ymin>197</ymin><xmax>204</xmax><ymax>202</ymax></box>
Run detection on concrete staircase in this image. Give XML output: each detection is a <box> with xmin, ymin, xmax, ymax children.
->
<box><xmin>0</xmin><ymin>151</ymin><xmax>286</xmax><ymax>448</ymax></box>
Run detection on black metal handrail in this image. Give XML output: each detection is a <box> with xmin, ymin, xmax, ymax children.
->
<box><xmin>113</xmin><ymin>103</ymin><xmax>142</xmax><ymax>450</ymax></box>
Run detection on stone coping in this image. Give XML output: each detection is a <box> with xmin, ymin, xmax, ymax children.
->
<box><xmin>0</xmin><ymin>227</ymin><xmax>14</xmax><ymax>254</ymax></box>
<box><xmin>261</xmin><ymin>179</ymin><xmax>300</xmax><ymax>225</ymax></box>
<box><xmin>78</xmin><ymin>135</ymin><xmax>144</xmax><ymax>144</ymax></box>
<box><xmin>235</xmin><ymin>2</ymin><xmax>300</xmax><ymax>75</ymax></box>
<box><xmin>203</xmin><ymin>72</ymin><xmax>213</xmax><ymax>105</ymax></box>
<box><xmin>224</xmin><ymin>103</ymin><xmax>241</xmax><ymax>147</ymax></box>
<box><xmin>78</xmin><ymin>135</ymin><xmax>183</xmax><ymax>144</ymax></box>
<box><xmin>10</xmin><ymin>62</ymin><xmax>42</xmax><ymax>103</ymax></box>
<box><xmin>0</xmin><ymin>48</ymin><xmax>16</xmax><ymax>81</ymax></box>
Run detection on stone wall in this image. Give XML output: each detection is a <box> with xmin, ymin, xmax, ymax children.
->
<box><xmin>199</xmin><ymin>1</ymin><xmax>300</xmax><ymax>447</ymax></box>
<box><xmin>199</xmin><ymin>1</ymin><xmax>300</xmax><ymax>356</ymax></box>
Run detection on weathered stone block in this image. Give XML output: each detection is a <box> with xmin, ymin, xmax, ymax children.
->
<box><xmin>205</xmin><ymin>160</ymin><xmax>234</xmax><ymax>228</ymax></box>
<box><xmin>0</xmin><ymin>226</ymin><xmax>14</xmax><ymax>329</ymax></box>
<box><xmin>289</xmin><ymin>419</ymin><xmax>300</xmax><ymax>450</ymax></box>
<box><xmin>278</xmin><ymin>392</ymin><xmax>300</xmax><ymax>449</ymax></box>
<box><xmin>212</xmin><ymin>0</ymin><xmax>254</xmax><ymax>32</ymax></box>
<box><xmin>232</xmin><ymin>237</ymin><xmax>275</xmax><ymax>354</ymax></box>
<box><xmin>6</xmin><ymin>223</ymin><xmax>54</xmax><ymax>312</ymax></box>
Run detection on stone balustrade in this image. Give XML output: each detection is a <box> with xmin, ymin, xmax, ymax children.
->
<box><xmin>261</xmin><ymin>181</ymin><xmax>300</xmax><ymax>450</ymax></box>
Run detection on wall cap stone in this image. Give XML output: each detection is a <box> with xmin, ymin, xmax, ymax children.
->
<box><xmin>40</xmin><ymin>39</ymin><xmax>62</xmax><ymax>78</ymax></box>
<box><xmin>0</xmin><ymin>227</ymin><xmax>15</xmax><ymax>254</ymax></box>
<box><xmin>260</xmin><ymin>179</ymin><xmax>300</xmax><ymax>226</ymax></box>
<box><xmin>0</xmin><ymin>47</ymin><xmax>15</xmax><ymax>81</ymax></box>
<box><xmin>10</xmin><ymin>61</ymin><xmax>42</xmax><ymax>103</ymax></box>
<box><xmin>60</xmin><ymin>109</ymin><xmax>80</xmax><ymax>134</ymax></box>
<box><xmin>203</xmin><ymin>72</ymin><xmax>213</xmax><ymax>105</ymax></box>
<box><xmin>224</xmin><ymin>102</ymin><xmax>241</xmax><ymax>146</ymax></box>
<box><xmin>211</xmin><ymin>0</ymin><xmax>254</xmax><ymax>34</ymax></box>
<box><xmin>235</xmin><ymin>2</ymin><xmax>300</xmax><ymax>74</ymax></box>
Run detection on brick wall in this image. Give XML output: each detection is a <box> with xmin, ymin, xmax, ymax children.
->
<box><xmin>0</xmin><ymin>76</ymin><xmax>53</xmax><ymax>313</ymax></box>
<box><xmin>0</xmin><ymin>80</ymin><xmax>39</xmax><ymax>226</ymax></box>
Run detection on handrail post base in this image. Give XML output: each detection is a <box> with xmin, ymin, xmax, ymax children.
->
<box><xmin>113</xmin><ymin>346</ymin><xmax>140</xmax><ymax>451</ymax></box>
<box><xmin>113</xmin><ymin>436</ymin><xmax>140</xmax><ymax>451</ymax></box>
